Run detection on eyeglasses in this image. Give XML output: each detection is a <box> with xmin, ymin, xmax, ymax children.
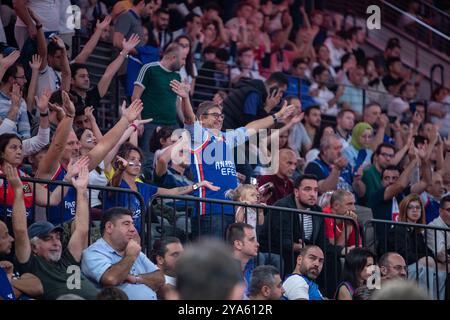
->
<box><xmin>203</xmin><ymin>112</ymin><xmax>225</xmax><ymax>120</ymax></box>
<box><xmin>407</xmin><ymin>205</ymin><xmax>421</xmax><ymax>211</ymax></box>
<box><xmin>388</xmin><ymin>265</ymin><xmax>408</xmax><ymax>272</ymax></box>
<box><xmin>380</xmin><ymin>152</ymin><xmax>394</xmax><ymax>158</ymax></box>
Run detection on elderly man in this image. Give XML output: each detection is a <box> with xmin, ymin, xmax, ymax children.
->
<box><xmin>81</xmin><ymin>207</ymin><xmax>165</xmax><ymax>300</ymax></box>
<box><xmin>10</xmin><ymin>163</ymin><xmax>98</xmax><ymax>300</ymax></box>
<box><xmin>378</xmin><ymin>252</ymin><xmax>408</xmax><ymax>284</ymax></box>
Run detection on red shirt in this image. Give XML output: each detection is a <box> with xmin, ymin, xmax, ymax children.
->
<box><xmin>323</xmin><ymin>207</ymin><xmax>362</xmax><ymax>247</ymax></box>
<box><xmin>257</xmin><ymin>174</ymin><xmax>294</xmax><ymax>205</ymax></box>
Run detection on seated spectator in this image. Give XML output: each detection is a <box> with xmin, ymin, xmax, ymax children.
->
<box><xmin>107</xmin><ymin>143</ymin><xmax>219</xmax><ymax>233</ymax></box>
<box><xmin>325</xmin><ymin>189</ymin><xmax>361</xmax><ymax>247</ymax></box>
<box><xmin>364</xmin><ymin>58</ymin><xmax>389</xmax><ymax>109</ymax></box>
<box><xmin>335</xmin><ymin>108</ymin><xmax>356</xmax><ymax>149</ymax></box>
<box><xmin>378</xmin><ymin>252</ymin><xmax>408</xmax><ymax>285</ymax></box>
<box><xmin>81</xmin><ymin>207</ymin><xmax>165</xmax><ymax>300</ymax></box>
<box><xmin>372</xmin><ymin>279</ymin><xmax>430</xmax><ymax>300</ymax></box>
<box><xmin>362</xmin><ymin>103</ymin><xmax>393</xmax><ymax>149</ymax></box>
<box><xmin>382</xmin><ymin>57</ymin><xmax>404</xmax><ymax>96</ymax></box>
<box><xmin>309</xmin><ymin>65</ymin><xmax>343</xmax><ymax>116</ymax></box>
<box><xmin>10</xmin><ymin>163</ymin><xmax>98</xmax><ymax>299</ymax></box>
<box><xmin>386</xmin><ymin>194</ymin><xmax>446</xmax><ymax>300</ymax></box>
<box><xmin>282</xmin><ymin>245</ymin><xmax>325</xmax><ymax>300</ymax></box>
<box><xmin>256</xmin><ymin>148</ymin><xmax>297</xmax><ymax>205</ymax></box>
<box><xmin>313</xmin><ymin>44</ymin><xmax>337</xmax><ymax>82</ymax></box>
<box><xmin>305</xmin><ymin>125</ymin><xmax>336</xmax><ymax>165</ymax></box>
<box><xmin>225</xmin><ymin>184</ymin><xmax>264</xmax><ymax>228</ymax></box>
<box><xmin>387</xmin><ymin>82</ymin><xmax>416</xmax><ymax>120</ymax></box>
<box><xmin>150</xmin><ymin>237</ymin><xmax>184</xmax><ymax>297</ymax></box>
<box><xmin>222</xmin><ymin>72</ymin><xmax>288</xmax><ymax>130</ymax></box>
<box><xmin>342</xmin><ymin>122</ymin><xmax>374</xmax><ymax>171</ymax></box>
<box><xmin>226</xmin><ymin>223</ymin><xmax>259</xmax><ymax>297</ymax></box>
<box><xmin>421</xmin><ymin>171</ymin><xmax>446</xmax><ymax>223</ymax></box>
<box><xmin>286</xmin><ymin>58</ymin><xmax>316</xmax><ymax>109</ymax></box>
<box><xmin>339</xmin><ymin>66</ymin><xmax>365</xmax><ymax>115</ymax></box>
<box><xmin>324</xmin><ymin>32</ymin><xmax>347</xmax><ymax>69</ymax></box>
<box><xmin>428</xmin><ymin>86</ymin><xmax>450</xmax><ymax>137</ymax></box>
<box><xmin>373</xmin><ymin>38</ymin><xmax>401</xmax><ymax>77</ymax></box>
<box><xmin>426</xmin><ymin>195</ymin><xmax>450</xmax><ymax>265</ymax></box>
<box><xmin>168</xmin><ymin>239</ymin><xmax>245</xmax><ymax>300</ymax></box>
<box><xmin>335</xmin><ymin>248</ymin><xmax>376</xmax><ymax>300</ymax></box>
<box><xmin>346</xmin><ymin>26</ymin><xmax>366</xmax><ymax>66</ymax></box>
<box><xmin>230</xmin><ymin>46</ymin><xmax>264</xmax><ymax>85</ymax></box>
<box><xmin>248</xmin><ymin>265</ymin><xmax>285</xmax><ymax>300</ymax></box>
<box><xmin>302</xmin><ymin>105</ymin><xmax>321</xmax><ymax>144</ymax></box>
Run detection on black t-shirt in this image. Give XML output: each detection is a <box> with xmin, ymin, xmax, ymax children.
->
<box><xmin>15</xmin><ymin>248</ymin><xmax>98</xmax><ymax>300</ymax></box>
<box><xmin>70</xmin><ymin>86</ymin><xmax>102</xmax><ymax>112</ymax></box>
<box><xmin>304</xmin><ymin>161</ymin><xmax>327</xmax><ymax>180</ymax></box>
<box><xmin>368</xmin><ymin>186</ymin><xmax>411</xmax><ymax>221</ymax></box>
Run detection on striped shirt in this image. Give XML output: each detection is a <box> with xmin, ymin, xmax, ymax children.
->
<box><xmin>300</xmin><ymin>212</ymin><xmax>314</xmax><ymax>241</ymax></box>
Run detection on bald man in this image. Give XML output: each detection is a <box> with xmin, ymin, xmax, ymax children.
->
<box><xmin>257</xmin><ymin>148</ymin><xmax>297</xmax><ymax>205</ymax></box>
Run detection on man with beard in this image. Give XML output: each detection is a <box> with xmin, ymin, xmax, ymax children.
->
<box><xmin>132</xmin><ymin>42</ymin><xmax>185</xmax><ymax>180</ymax></box>
<box><xmin>362</xmin><ymin>103</ymin><xmax>392</xmax><ymax>150</ymax></box>
<box><xmin>151</xmin><ymin>8</ymin><xmax>173</xmax><ymax>50</ymax></box>
<box><xmin>282</xmin><ymin>245</ymin><xmax>325</xmax><ymax>300</ymax></box>
<box><xmin>11</xmin><ymin>163</ymin><xmax>98</xmax><ymax>300</ymax></box>
<box><xmin>303</xmin><ymin>105</ymin><xmax>321</xmax><ymax>143</ymax></box>
<box><xmin>335</xmin><ymin>108</ymin><xmax>356</xmax><ymax>149</ymax></box>
<box><xmin>82</xmin><ymin>207</ymin><xmax>165</xmax><ymax>300</ymax></box>
<box><xmin>378</xmin><ymin>252</ymin><xmax>408</xmax><ymax>284</ymax></box>
<box><xmin>257</xmin><ymin>148</ymin><xmax>297</xmax><ymax>205</ymax></box>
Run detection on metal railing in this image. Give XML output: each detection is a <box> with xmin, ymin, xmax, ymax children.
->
<box><xmin>364</xmin><ymin>219</ymin><xmax>450</xmax><ymax>300</ymax></box>
<box><xmin>148</xmin><ymin>194</ymin><xmax>360</xmax><ymax>298</ymax></box>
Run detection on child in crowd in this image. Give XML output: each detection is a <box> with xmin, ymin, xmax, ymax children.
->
<box><xmin>226</xmin><ymin>184</ymin><xmax>265</xmax><ymax>228</ymax></box>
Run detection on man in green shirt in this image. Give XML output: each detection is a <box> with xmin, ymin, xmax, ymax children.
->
<box><xmin>360</xmin><ymin>143</ymin><xmax>396</xmax><ymax>204</ymax></box>
<box><xmin>132</xmin><ymin>42</ymin><xmax>185</xmax><ymax>179</ymax></box>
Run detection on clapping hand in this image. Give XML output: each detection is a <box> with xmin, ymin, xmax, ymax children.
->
<box><xmin>121</xmin><ymin>99</ymin><xmax>143</xmax><ymax>123</ymax></box>
<box><xmin>122</xmin><ymin>33</ymin><xmax>140</xmax><ymax>53</ymax></box>
<box><xmin>170</xmin><ymin>80</ymin><xmax>190</xmax><ymax>99</ymax></box>
<box><xmin>29</xmin><ymin>54</ymin><xmax>42</xmax><ymax>71</ymax></box>
<box><xmin>35</xmin><ymin>88</ymin><xmax>51</xmax><ymax>114</ymax></box>
<box><xmin>72</xmin><ymin>164</ymin><xmax>89</xmax><ymax>191</ymax></box>
<box><xmin>0</xmin><ymin>50</ymin><xmax>20</xmax><ymax>70</ymax></box>
<box><xmin>96</xmin><ymin>16</ymin><xmax>111</xmax><ymax>31</ymax></box>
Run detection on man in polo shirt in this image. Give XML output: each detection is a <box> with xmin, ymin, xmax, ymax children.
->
<box><xmin>132</xmin><ymin>42</ymin><xmax>185</xmax><ymax>180</ymax></box>
<box><xmin>257</xmin><ymin>148</ymin><xmax>297</xmax><ymax>205</ymax></box>
<box><xmin>82</xmin><ymin>207</ymin><xmax>165</xmax><ymax>300</ymax></box>
<box><xmin>11</xmin><ymin>163</ymin><xmax>98</xmax><ymax>300</ymax></box>
<box><xmin>0</xmin><ymin>64</ymin><xmax>30</xmax><ymax>138</ymax></box>
<box><xmin>426</xmin><ymin>195</ymin><xmax>450</xmax><ymax>265</ymax></box>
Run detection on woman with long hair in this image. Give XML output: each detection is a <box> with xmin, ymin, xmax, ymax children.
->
<box><xmin>335</xmin><ymin>247</ymin><xmax>376</xmax><ymax>300</ymax></box>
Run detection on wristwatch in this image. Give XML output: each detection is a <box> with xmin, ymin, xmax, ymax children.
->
<box><xmin>192</xmin><ymin>183</ymin><xmax>199</xmax><ymax>190</ymax></box>
<box><xmin>271</xmin><ymin>114</ymin><xmax>278</xmax><ymax>124</ymax></box>
<box><xmin>119</xmin><ymin>51</ymin><xmax>129</xmax><ymax>59</ymax></box>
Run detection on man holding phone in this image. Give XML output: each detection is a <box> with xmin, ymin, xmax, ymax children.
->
<box><xmin>221</xmin><ymin>72</ymin><xmax>289</xmax><ymax>130</ymax></box>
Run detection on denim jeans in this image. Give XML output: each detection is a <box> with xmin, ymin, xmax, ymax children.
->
<box><xmin>190</xmin><ymin>214</ymin><xmax>235</xmax><ymax>240</ymax></box>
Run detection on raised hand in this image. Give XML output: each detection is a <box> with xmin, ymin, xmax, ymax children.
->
<box><xmin>4</xmin><ymin>163</ymin><xmax>22</xmax><ymax>190</ymax></box>
<box><xmin>72</xmin><ymin>165</ymin><xmax>89</xmax><ymax>191</ymax></box>
<box><xmin>289</xmin><ymin>111</ymin><xmax>304</xmax><ymax>125</ymax></box>
<box><xmin>29</xmin><ymin>54</ymin><xmax>42</xmax><ymax>71</ymax></box>
<box><xmin>122</xmin><ymin>33</ymin><xmax>140</xmax><ymax>53</ymax></box>
<box><xmin>125</xmin><ymin>239</ymin><xmax>141</xmax><ymax>258</ymax></box>
<box><xmin>11</xmin><ymin>83</ymin><xmax>21</xmax><ymax>107</ymax></box>
<box><xmin>66</xmin><ymin>156</ymin><xmax>90</xmax><ymax>181</ymax></box>
<box><xmin>27</xmin><ymin>7</ymin><xmax>41</xmax><ymax>24</ymax></box>
<box><xmin>170</xmin><ymin>80</ymin><xmax>190</xmax><ymax>99</ymax></box>
<box><xmin>121</xmin><ymin>99</ymin><xmax>143</xmax><ymax>123</ymax></box>
<box><xmin>444</xmin><ymin>133</ymin><xmax>450</xmax><ymax>151</ymax></box>
<box><xmin>51</xmin><ymin>35</ymin><xmax>66</xmax><ymax>50</ymax></box>
<box><xmin>96</xmin><ymin>15</ymin><xmax>111</xmax><ymax>31</ymax></box>
<box><xmin>198</xmin><ymin>180</ymin><xmax>220</xmax><ymax>191</ymax></box>
<box><xmin>35</xmin><ymin>88</ymin><xmax>51</xmax><ymax>113</ymax></box>
<box><xmin>265</xmin><ymin>88</ymin><xmax>283</xmax><ymax>111</ymax></box>
<box><xmin>0</xmin><ymin>50</ymin><xmax>20</xmax><ymax>70</ymax></box>
<box><xmin>276</xmin><ymin>101</ymin><xmax>295</xmax><ymax>121</ymax></box>
<box><xmin>334</xmin><ymin>156</ymin><xmax>348</xmax><ymax>170</ymax></box>
<box><xmin>377</xmin><ymin>113</ymin><xmax>389</xmax><ymax>129</ymax></box>
<box><xmin>84</xmin><ymin>106</ymin><xmax>95</xmax><ymax>121</ymax></box>
<box><xmin>48</xmin><ymin>101</ymin><xmax>66</xmax><ymax>121</ymax></box>
<box><xmin>61</xmin><ymin>91</ymin><xmax>75</xmax><ymax>117</ymax></box>
<box><xmin>115</xmin><ymin>155</ymin><xmax>128</xmax><ymax>170</ymax></box>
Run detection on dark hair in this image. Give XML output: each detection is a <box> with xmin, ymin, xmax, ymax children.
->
<box><xmin>292</xmin><ymin>57</ymin><xmax>308</xmax><ymax>68</ymax></box>
<box><xmin>47</xmin><ymin>41</ymin><xmax>68</xmax><ymax>56</ymax></box>
<box><xmin>386</xmin><ymin>57</ymin><xmax>401</xmax><ymax>69</ymax></box>
<box><xmin>96</xmin><ymin>287</ymin><xmax>129</xmax><ymax>300</ymax></box>
<box><xmin>185</xmin><ymin>13</ymin><xmax>200</xmax><ymax>24</ymax></box>
<box><xmin>142</xmin><ymin>23</ymin><xmax>159</xmax><ymax>47</ymax></box>
<box><xmin>215</xmin><ymin>48</ymin><xmax>230</xmax><ymax>62</ymax></box>
<box><xmin>196</xmin><ymin>101</ymin><xmax>222</xmax><ymax>118</ymax></box>
<box><xmin>100</xmin><ymin>207</ymin><xmax>133</xmax><ymax>236</ymax></box>
<box><xmin>374</xmin><ymin>142</ymin><xmax>396</xmax><ymax>156</ymax></box>
<box><xmin>204</xmin><ymin>2</ymin><xmax>221</xmax><ymax>13</ymax></box>
<box><xmin>312</xmin><ymin>65</ymin><xmax>327</xmax><ymax>79</ymax></box>
<box><xmin>1</xmin><ymin>63</ymin><xmax>23</xmax><ymax>83</ymax></box>
<box><xmin>337</xmin><ymin>108</ymin><xmax>355</xmax><ymax>119</ymax></box>
<box><xmin>311</xmin><ymin>124</ymin><xmax>333</xmax><ymax>150</ymax></box>
<box><xmin>155</xmin><ymin>8</ymin><xmax>170</xmax><ymax>16</ymax></box>
<box><xmin>74</xmin><ymin>127</ymin><xmax>87</xmax><ymax>141</ymax></box>
<box><xmin>431</xmin><ymin>85</ymin><xmax>447</xmax><ymax>101</ymax></box>
<box><xmin>298</xmin><ymin>244</ymin><xmax>321</xmax><ymax>258</ymax></box>
<box><xmin>399</xmin><ymin>82</ymin><xmax>414</xmax><ymax>95</ymax></box>
<box><xmin>150</xmin><ymin>236</ymin><xmax>181</xmax><ymax>264</ymax></box>
<box><xmin>440</xmin><ymin>195</ymin><xmax>450</xmax><ymax>209</ymax></box>
<box><xmin>341</xmin><ymin>247</ymin><xmax>376</xmax><ymax>289</ymax></box>
<box><xmin>340</xmin><ymin>53</ymin><xmax>355</xmax><ymax>67</ymax></box>
<box><xmin>0</xmin><ymin>133</ymin><xmax>21</xmax><ymax>164</ymax></box>
<box><xmin>203</xmin><ymin>46</ymin><xmax>217</xmax><ymax>55</ymax></box>
<box><xmin>175</xmin><ymin>35</ymin><xmax>194</xmax><ymax>77</ymax></box>
<box><xmin>149</xmin><ymin>126</ymin><xmax>175</xmax><ymax>153</ymax></box>
<box><xmin>249</xmin><ymin>265</ymin><xmax>280</xmax><ymax>297</ymax></box>
<box><xmin>294</xmin><ymin>174</ymin><xmax>319</xmax><ymax>188</ymax></box>
<box><xmin>381</xmin><ymin>165</ymin><xmax>400</xmax><ymax>178</ymax></box>
<box><xmin>226</xmin><ymin>222</ymin><xmax>254</xmax><ymax>246</ymax></box>
<box><xmin>304</xmin><ymin>105</ymin><xmax>321</xmax><ymax>117</ymax></box>
<box><xmin>70</xmin><ymin>63</ymin><xmax>88</xmax><ymax>78</ymax></box>
<box><xmin>132</xmin><ymin>0</ymin><xmax>151</xmax><ymax>5</ymax></box>
<box><xmin>174</xmin><ymin>239</ymin><xmax>243</xmax><ymax>300</ymax></box>
<box><xmin>266</xmin><ymin>72</ymin><xmax>289</xmax><ymax>87</ymax></box>
<box><xmin>116</xmin><ymin>142</ymin><xmax>144</xmax><ymax>163</ymax></box>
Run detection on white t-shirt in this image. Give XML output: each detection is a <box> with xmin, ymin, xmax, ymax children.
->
<box><xmin>388</xmin><ymin>97</ymin><xmax>409</xmax><ymax>119</ymax></box>
<box><xmin>88</xmin><ymin>161</ymin><xmax>108</xmax><ymax>208</ymax></box>
<box><xmin>179</xmin><ymin>63</ymin><xmax>198</xmax><ymax>87</ymax></box>
<box><xmin>310</xmin><ymin>83</ymin><xmax>338</xmax><ymax>116</ymax></box>
<box><xmin>16</xmin><ymin>0</ymin><xmax>60</xmax><ymax>32</ymax></box>
<box><xmin>37</xmin><ymin>65</ymin><xmax>61</xmax><ymax>98</ymax></box>
<box><xmin>236</xmin><ymin>207</ymin><xmax>257</xmax><ymax>229</ymax></box>
<box><xmin>283</xmin><ymin>274</ymin><xmax>310</xmax><ymax>300</ymax></box>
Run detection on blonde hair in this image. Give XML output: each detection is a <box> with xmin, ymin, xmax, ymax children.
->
<box><xmin>225</xmin><ymin>184</ymin><xmax>257</xmax><ymax>202</ymax></box>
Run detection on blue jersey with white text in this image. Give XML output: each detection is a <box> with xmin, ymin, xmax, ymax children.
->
<box><xmin>47</xmin><ymin>165</ymin><xmax>76</xmax><ymax>225</ymax></box>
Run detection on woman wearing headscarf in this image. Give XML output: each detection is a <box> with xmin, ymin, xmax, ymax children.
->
<box><xmin>342</xmin><ymin>122</ymin><xmax>374</xmax><ymax>174</ymax></box>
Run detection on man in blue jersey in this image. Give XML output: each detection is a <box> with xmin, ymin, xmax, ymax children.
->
<box><xmin>282</xmin><ymin>245</ymin><xmax>325</xmax><ymax>300</ymax></box>
<box><xmin>36</xmin><ymin>91</ymin><xmax>144</xmax><ymax>225</ymax></box>
<box><xmin>170</xmin><ymin>80</ymin><xmax>294</xmax><ymax>238</ymax></box>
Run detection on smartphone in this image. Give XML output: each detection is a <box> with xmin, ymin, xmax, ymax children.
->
<box><xmin>250</xmin><ymin>177</ymin><xmax>257</xmax><ymax>186</ymax></box>
<box><xmin>258</xmin><ymin>182</ymin><xmax>274</xmax><ymax>195</ymax></box>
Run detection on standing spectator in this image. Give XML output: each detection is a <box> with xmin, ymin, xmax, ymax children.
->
<box><xmin>248</xmin><ymin>265</ymin><xmax>284</xmax><ymax>300</ymax></box>
<box><xmin>309</xmin><ymin>65</ymin><xmax>343</xmax><ymax>116</ymax></box>
<box><xmin>282</xmin><ymin>245</ymin><xmax>325</xmax><ymax>300</ymax></box>
<box><xmin>388</xmin><ymin>82</ymin><xmax>417</xmax><ymax>120</ymax></box>
<box><xmin>313</xmin><ymin>44</ymin><xmax>337</xmax><ymax>82</ymax></box>
<box><xmin>0</xmin><ymin>69</ymin><xmax>30</xmax><ymax>138</ymax></box>
<box><xmin>342</xmin><ymin>122</ymin><xmax>374</xmax><ymax>171</ymax></box>
<box><xmin>324</xmin><ymin>32</ymin><xmax>347</xmax><ymax>69</ymax></box>
<box><xmin>132</xmin><ymin>43</ymin><xmax>184</xmax><ymax>179</ymax></box>
<box><xmin>13</xmin><ymin>0</ymin><xmax>60</xmax><ymax>50</ymax></box>
<box><xmin>426</xmin><ymin>195</ymin><xmax>450</xmax><ymax>265</ymax></box>
<box><xmin>346</xmin><ymin>26</ymin><xmax>366</xmax><ymax>66</ymax></box>
<box><xmin>175</xmin><ymin>35</ymin><xmax>198</xmax><ymax>95</ymax></box>
<box><xmin>256</xmin><ymin>148</ymin><xmax>297</xmax><ymax>205</ymax></box>
<box><xmin>222</xmin><ymin>72</ymin><xmax>288</xmax><ymax>130</ymax></box>
<box><xmin>81</xmin><ymin>207</ymin><xmax>165</xmax><ymax>300</ymax></box>
<box><xmin>11</xmin><ymin>163</ymin><xmax>98</xmax><ymax>299</ymax></box>
<box><xmin>226</xmin><ymin>222</ymin><xmax>259</xmax><ymax>296</ymax></box>
<box><xmin>335</xmin><ymin>248</ymin><xmax>375</xmax><ymax>300</ymax></box>
<box><xmin>151</xmin><ymin>8</ymin><xmax>173</xmax><ymax>50</ymax></box>
<box><xmin>302</xmin><ymin>105</ymin><xmax>321</xmax><ymax>144</ymax></box>
<box><xmin>335</xmin><ymin>108</ymin><xmax>355</xmax><ymax>149</ymax></box>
